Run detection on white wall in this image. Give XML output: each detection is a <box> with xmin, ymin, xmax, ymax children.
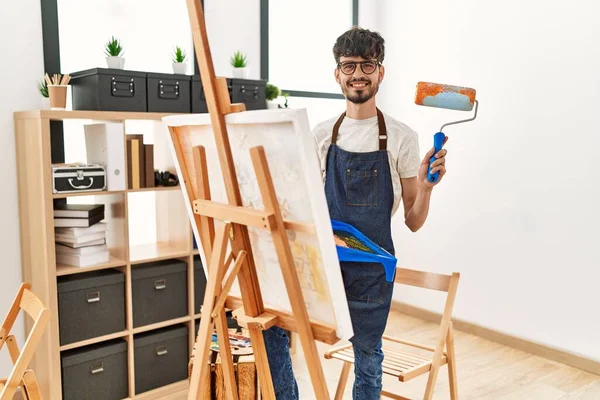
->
<box><xmin>370</xmin><ymin>0</ymin><xmax>600</xmax><ymax>360</ymax></box>
<box><xmin>0</xmin><ymin>0</ymin><xmax>45</xmax><ymax>376</ymax></box>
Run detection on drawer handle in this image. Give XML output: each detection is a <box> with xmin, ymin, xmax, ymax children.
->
<box><xmin>154</xmin><ymin>279</ymin><xmax>166</xmax><ymax>290</ymax></box>
<box><xmin>87</xmin><ymin>291</ymin><xmax>100</xmax><ymax>303</ymax></box>
<box><xmin>156</xmin><ymin>345</ymin><xmax>168</xmax><ymax>356</ymax></box>
<box><xmin>90</xmin><ymin>362</ymin><xmax>104</xmax><ymax>375</ymax></box>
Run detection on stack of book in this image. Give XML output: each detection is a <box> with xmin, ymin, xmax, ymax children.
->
<box><xmin>54</xmin><ymin>204</ymin><xmax>110</xmax><ymax>267</ymax></box>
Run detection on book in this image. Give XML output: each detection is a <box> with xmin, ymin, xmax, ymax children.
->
<box><xmin>55</xmin><ymin>222</ymin><xmax>107</xmax><ymax>235</ymax></box>
<box><xmin>55</xmin><ymin>250</ymin><xmax>110</xmax><ymax>267</ymax></box>
<box><xmin>53</xmin><ymin>204</ymin><xmax>105</xmax><ymax>218</ymax></box>
<box><xmin>56</xmin><ymin>243</ymin><xmax>108</xmax><ymax>256</ymax></box>
<box><xmin>54</xmin><ymin>213</ymin><xmax>104</xmax><ymax>228</ymax></box>
<box><xmin>55</xmin><ymin>238</ymin><xmax>106</xmax><ymax>249</ymax></box>
<box><xmin>55</xmin><ymin>231</ymin><xmax>106</xmax><ymax>245</ymax></box>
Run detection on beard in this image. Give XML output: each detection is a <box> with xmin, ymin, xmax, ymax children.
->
<box><xmin>341</xmin><ymin>78</ymin><xmax>380</xmax><ymax>104</ymax></box>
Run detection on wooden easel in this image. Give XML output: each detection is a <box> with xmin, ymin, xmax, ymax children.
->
<box><xmin>167</xmin><ymin>1</ymin><xmax>334</xmax><ymax>399</ymax></box>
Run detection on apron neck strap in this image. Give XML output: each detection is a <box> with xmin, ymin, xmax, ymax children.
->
<box><xmin>331</xmin><ymin>108</ymin><xmax>387</xmax><ymax>151</ymax></box>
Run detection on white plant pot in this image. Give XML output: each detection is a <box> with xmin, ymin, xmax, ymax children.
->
<box><xmin>267</xmin><ymin>101</ymin><xmax>279</xmax><ymax>109</ymax></box>
<box><xmin>172</xmin><ymin>62</ymin><xmax>187</xmax><ymax>74</ymax></box>
<box><xmin>41</xmin><ymin>97</ymin><xmax>50</xmax><ymax>110</ymax></box>
<box><xmin>232</xmin><ymin>67</ymin><xmax>249</xmax><ymax>79</ymax></box>
<box><xmin>106</xmin><ymin>56</ymin><xmax>125</xmax><ymax>69</ymax></box>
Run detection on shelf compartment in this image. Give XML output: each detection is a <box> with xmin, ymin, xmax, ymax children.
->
<box><xmin>56</xmin><ymin>255</ymin><xmax>127</xmax><ymax>276</ymax></box>
<box><xmin>129</xmin><ymin>242</ymin><xmax>190</xmax><ymax>264</ymax></box>
<box><xmin>59</xmin><ymin>330</ymin><xmax>129</xmax><ymax>352</ymax></box>
<box><xmin>131</xmin><ymin>316</ymin><xmax>192</xmax><ymax>335</ymax></box>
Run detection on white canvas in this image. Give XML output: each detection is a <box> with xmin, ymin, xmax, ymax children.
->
<box><xmin>163</xmin><ymin>108</ymin><xmax>353</xmax><ymax>341</ymax></box>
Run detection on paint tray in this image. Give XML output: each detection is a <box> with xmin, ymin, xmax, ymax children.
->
<box><xmin>331</xmin><ymin>219</ymin><xmax>397</xmax><ymax>282</ymax></box>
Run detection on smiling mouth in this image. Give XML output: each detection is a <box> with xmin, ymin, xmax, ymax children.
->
<box><xmin>349</xmin><ymin>81</ymin><xmax>369</xmax><ymax>88</ymax></box>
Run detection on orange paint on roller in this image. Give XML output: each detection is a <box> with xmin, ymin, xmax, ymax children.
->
<box><xmin>415</xmin><ymin>82</ymin><xmax>477</xmax><ymax>112</ymax></box>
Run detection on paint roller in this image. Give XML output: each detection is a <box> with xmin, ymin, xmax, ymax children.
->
<box><xmin>414</xmin><ymin>81</ymin><xmax>479</xmax><ymax>183</ymax></box>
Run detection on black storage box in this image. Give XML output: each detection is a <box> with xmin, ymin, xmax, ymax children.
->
<box><xmin>52</xmin><ymin>163</ymin><xmax>106</xmax><ymax>194</ymax></box>
<box><xmin>134</xmin><ymin>324</ymin><xmax>189</xmax><ymax>394</ymax></box>
<box><xmin>132</xmin><ymin>259</ymin><xmax>188</xmax><ymax>327</ymax></box>
<box><xmin>147</xmin><ymin>72</ymin><xmax>191</xmax><ymax>113</ymax></box>
<box><xmin>230</xmin><ymin>78</ymin><xmax>267</xmax><ymax>110</ymax></box>
<box><xmin>58</xmin><ymin>269</ymin><xmax>125</xmax><ymax>346</ymax></box>
<box><xmin>70</xmin><ymin>68</ymin><xmax>147</xmax><ymax>112</ymax></box>
<box><xmin>61</xmin><ymin>339</ymin><xmax>128</xmax><ymax>400</ymax></box>
<box><xmin>194</xmin><ymin>255</ymin><xmax>207</xmax><ymax>314</ymax></box>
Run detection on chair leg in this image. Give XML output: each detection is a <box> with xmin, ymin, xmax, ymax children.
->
<box><xmin>22</xmin><ymin>370</ymin><xmax>43</xmax><ymax>400</ymax></box>
<box><xmin>334</xmin><ymin>362</ymin><xmax>352</xmax><ymax>400</ymax></box>
<box><xmin>446</xmin><ymin>323</ymin><xmax>458</xmax><ymax>400</ymax></box>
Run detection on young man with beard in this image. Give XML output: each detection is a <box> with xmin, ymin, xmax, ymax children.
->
<box><xmin>262</xmin><ymin>27</ymin><xmax>448</xmax><ymax>399</ymax></box>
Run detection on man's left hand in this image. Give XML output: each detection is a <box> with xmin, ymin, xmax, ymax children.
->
<box><xmin>418</xmin><ymin>136</ymin><xmax>448</xmax><ymax>189</ymax></box>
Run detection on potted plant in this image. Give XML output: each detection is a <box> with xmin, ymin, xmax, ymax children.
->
<box><xmin>105</xmin><ymin>36</ymin><xmax>125</xmax><ymax>69</ymax></box>
<box><xmin>265</xmin><ymin>83</ymin><xmax>280</xmax><ymax>109</ymax></box>
<box><xmin>38</xmin><ymin>79</ymin><xmax>49</xmax><ymax>109</ymax></box>
<box><xmin>279</xmin><ymin>91</ymin><xmax>290</xmax><ymax>109</ymax></box>
<box><xmin>172</xmin><ymin>46</ymin><xmax>187</xmax><ymax>74</ymax></box>
<box><xmin>230</xmin><ymin>50</ymin><xmax>249</xmax><ymax>78</ymax></box>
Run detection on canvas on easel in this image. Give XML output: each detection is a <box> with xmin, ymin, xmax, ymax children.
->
<box><xmin>163</xmin><ymin>110</ymin><xmax>354</xmax><ymax>342</ymax></box>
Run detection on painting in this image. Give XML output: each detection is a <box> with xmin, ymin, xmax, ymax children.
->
<box><xmin>162</xmin><ymin>108</ymin><xmax>354</xmax><ymax>341</ymax></box>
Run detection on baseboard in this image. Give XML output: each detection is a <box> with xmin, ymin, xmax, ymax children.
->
<box><xmin>391</xmin><ymin>301</ymin><xmax>600</xmax><ymax>376</ymax></box>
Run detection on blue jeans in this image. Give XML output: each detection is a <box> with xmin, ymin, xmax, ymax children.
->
<box><xmin>352</xmin><ymin>339</ymin><xmax>385</xmax><ymax>399</ymax></box>
<box><xmin>263</xmin><ymin>326</ymin><xmax>299</xmax><ymax>399</ymax></box>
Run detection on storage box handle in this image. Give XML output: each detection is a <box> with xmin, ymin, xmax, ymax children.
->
<box><xmin>253</xmin><ymin>86</ymin><xmax>259</xmax><ymax>99</ymax></box>
<box><xmin>159</xmin><ymin>80</ymin><xmax>180</xmax><ymax>100</ymax></box>
<box><xmin>156</xmin><ymin>345</ymin><xmax>168</xmax><ymax>356</ymax></box>
<box><xmin>68</xmin><ymin>177</ymin><xmax>94</xmax><ymax>190</ymax></box>
<box><xmin>111</xmin><ymin>76</ymin><xmax>135</xmax><ymax>98</ymax></box>
<box><xmin>90</xmin><ymin>362</ymin><xmax>104</xmax><ymax>374</ymax></box>
<box><xmin>87</xmin><ymin>291</ymin><xmax>101</xmax><ymax>303</ymax></box>
<box><xmin>154</xmin><ymin>279</ymin><xmax>167</xmax><ymax>290</ymax></box>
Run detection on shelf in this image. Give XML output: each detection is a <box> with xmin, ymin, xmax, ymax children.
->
<box><xmin>132</xmin><ymin>316</ymin><xmax>192</xmax><ymax>335</ymax></box>
<box><xmin>53</xmin><ymin>190</ymin><xmax>126</xmax><ymax>199</ymax></box>
<box><xmin>14</xmin><ymin>109</ymin><xmax>187</xmax><ymax>122</ymax></box>
<box><xmin>193</xmin><ymin>249</ymin><xmax>200</xmax><ymax>256</ymax></box>
<box><xmin>129</xmin><ymin>242</ymin><xmax>190</xmax><ymax>264</ymax></box>
<box><xmin>194</xmin><ymin>313</ymin><xmax>202</xmax><ymax>319</ymax></box>
<box><xmin>56</xmin><ymin>256</ymin><xmax>127</xmax><ymax>276</ymax></box>
<box><xmin>127</xmin><ymin>186</ymin><xmax>180</xmax><ymax>193</ymax></box>
<box><xmin>60</xmin><ymin>330</ymin><xmax>129</xmax><ymax>352</ymax></box>
<box><xmin>130</xmin><ymin>380</ymin><xmax>188</xmax><ymax>399</ymax></box>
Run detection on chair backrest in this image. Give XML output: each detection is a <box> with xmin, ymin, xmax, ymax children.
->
<box><xmin>0</xmin><ymin>283</ymin><xmax>50</xmax><ymax>400</ymax></box>
<box><xmin>393</xmin><ymin>267</ymin><xmax>460</xmax><ymax>358</ymax></box>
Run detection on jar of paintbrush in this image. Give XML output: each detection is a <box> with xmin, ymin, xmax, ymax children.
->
<box><xmin>46</xmin><ymin>73</ymin><xmax>71</xmax><ymax>110</ymax></box>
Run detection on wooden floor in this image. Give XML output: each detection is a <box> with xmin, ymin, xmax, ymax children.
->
<box><xmin>165</xmin><ymin>309</ymin><xmax>600</xmax><ymax>399</ymax></box>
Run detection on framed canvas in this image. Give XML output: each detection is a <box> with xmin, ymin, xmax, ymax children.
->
<box><xmin>162</xmin><ymin>108</ymin><xmax>354</xmax><ymax>341</ymax></box>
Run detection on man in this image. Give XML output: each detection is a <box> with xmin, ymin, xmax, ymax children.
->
<box><xmin>263</xmin><ymin>27</ymin><xmax>448</xmax><ymax>399</ymax></box>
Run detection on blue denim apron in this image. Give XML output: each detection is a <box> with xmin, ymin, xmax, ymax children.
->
<box><xmin>325</xmin><ymin>108</ymin><xmax>395</xmax><ymax>353</ymax></box>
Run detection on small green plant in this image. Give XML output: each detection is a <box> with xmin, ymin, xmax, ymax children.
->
<box><xmin>230</xmin><ymin>51</ymin><xmax>248</xmax><ymax>68</ymax></box>
<box><xmin>265</xmin><ymin>83</ymin><xmax>280</xmax><ymax>101</ymax></box>
<box><xmin>172</xmin><ymin>46</ymin><xmax>187</xmax><ymax>63</ymax></box>
<box><xmin>37</xmin><ymin>79</ymin><xmax>48</xmax><ymax>98</ymax></box>
<box><xmin>280</xmin><ymin>91</ymin><xmax>290</xmax><ymax>108</ymax></box>
<box><xmin>104</xmin><ymin>36</ymin><xmax>124</xmax><ymax>57</ymax></box>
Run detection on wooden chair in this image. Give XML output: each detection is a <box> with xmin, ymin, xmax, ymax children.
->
<box><xmin>0</xmin><ymin>283</ymin><xmax>50</xmax><ymax>400</ymax></box>
<box><xmin>325</xmin><ymin>267</ymin><xmax>460</xmax><ymax>400</ymax></box>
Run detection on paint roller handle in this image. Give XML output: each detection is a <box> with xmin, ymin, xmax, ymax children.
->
<box><xmin>427</xmin><ymin>132</ymin><xmax>446</xmax><ymax>183</ymax></box>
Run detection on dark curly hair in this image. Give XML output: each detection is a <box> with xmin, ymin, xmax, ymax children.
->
<box><xmin>332</xmin><ymin>27</ymin><xmax>385</xmax><ymax>64</ymax></box>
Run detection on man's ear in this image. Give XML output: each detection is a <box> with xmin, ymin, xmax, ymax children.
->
<box><xmin>334</xmin><ymin>68</ymin><xmax>341</xmax><ymax>84</ymax></box>
<box><xmin>379</xmin><ymin>64</ymin><xmax>385</xmax><ymax>83</ymax></box>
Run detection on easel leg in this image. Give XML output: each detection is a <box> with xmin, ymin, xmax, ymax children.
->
<box><xmin>446</xmin><ymin>322</ymin><xmax>458</xmax><ymax>400</ymax></box>
<box><xmin>248</xmin><ymin>327</ymin><xmax>276</xmax><ymax>398</ymax></box>
<box><xmin>188</xmin><ymin>223</ymin><xmax>232</xmax><ymax>400</ymax></box>
<box><xmin>215</xmin><ymin>308</ymin><xmax>238</xmax><ymax>400</ymax></box>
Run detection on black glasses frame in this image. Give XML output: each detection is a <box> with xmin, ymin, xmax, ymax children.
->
<box><xmin>337</xmin><ymin>60</ymin><xmax>381</xmax><ymax>75</ymax></box>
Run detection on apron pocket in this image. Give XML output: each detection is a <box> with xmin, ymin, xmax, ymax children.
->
<box><xmin>341</xmin><ymin>262</ymin><xmax>390</xmax><ymax>305</ymax></box>
<box><xmin>345</xmin><ymin>168</ymin><xmax>379</xmax><ymax>207</ymax></box>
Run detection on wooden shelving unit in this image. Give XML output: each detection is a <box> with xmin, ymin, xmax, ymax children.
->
<box><xmin>14</xmin><ymin>109</ymin><xmax>203</xmax><ymax>400</ymax></box>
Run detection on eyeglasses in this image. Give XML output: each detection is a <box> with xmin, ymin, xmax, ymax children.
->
<box><xmin>337</xmin><ymin>60</ymin><xmax>380</xmax><ymax>75</ymax></box>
